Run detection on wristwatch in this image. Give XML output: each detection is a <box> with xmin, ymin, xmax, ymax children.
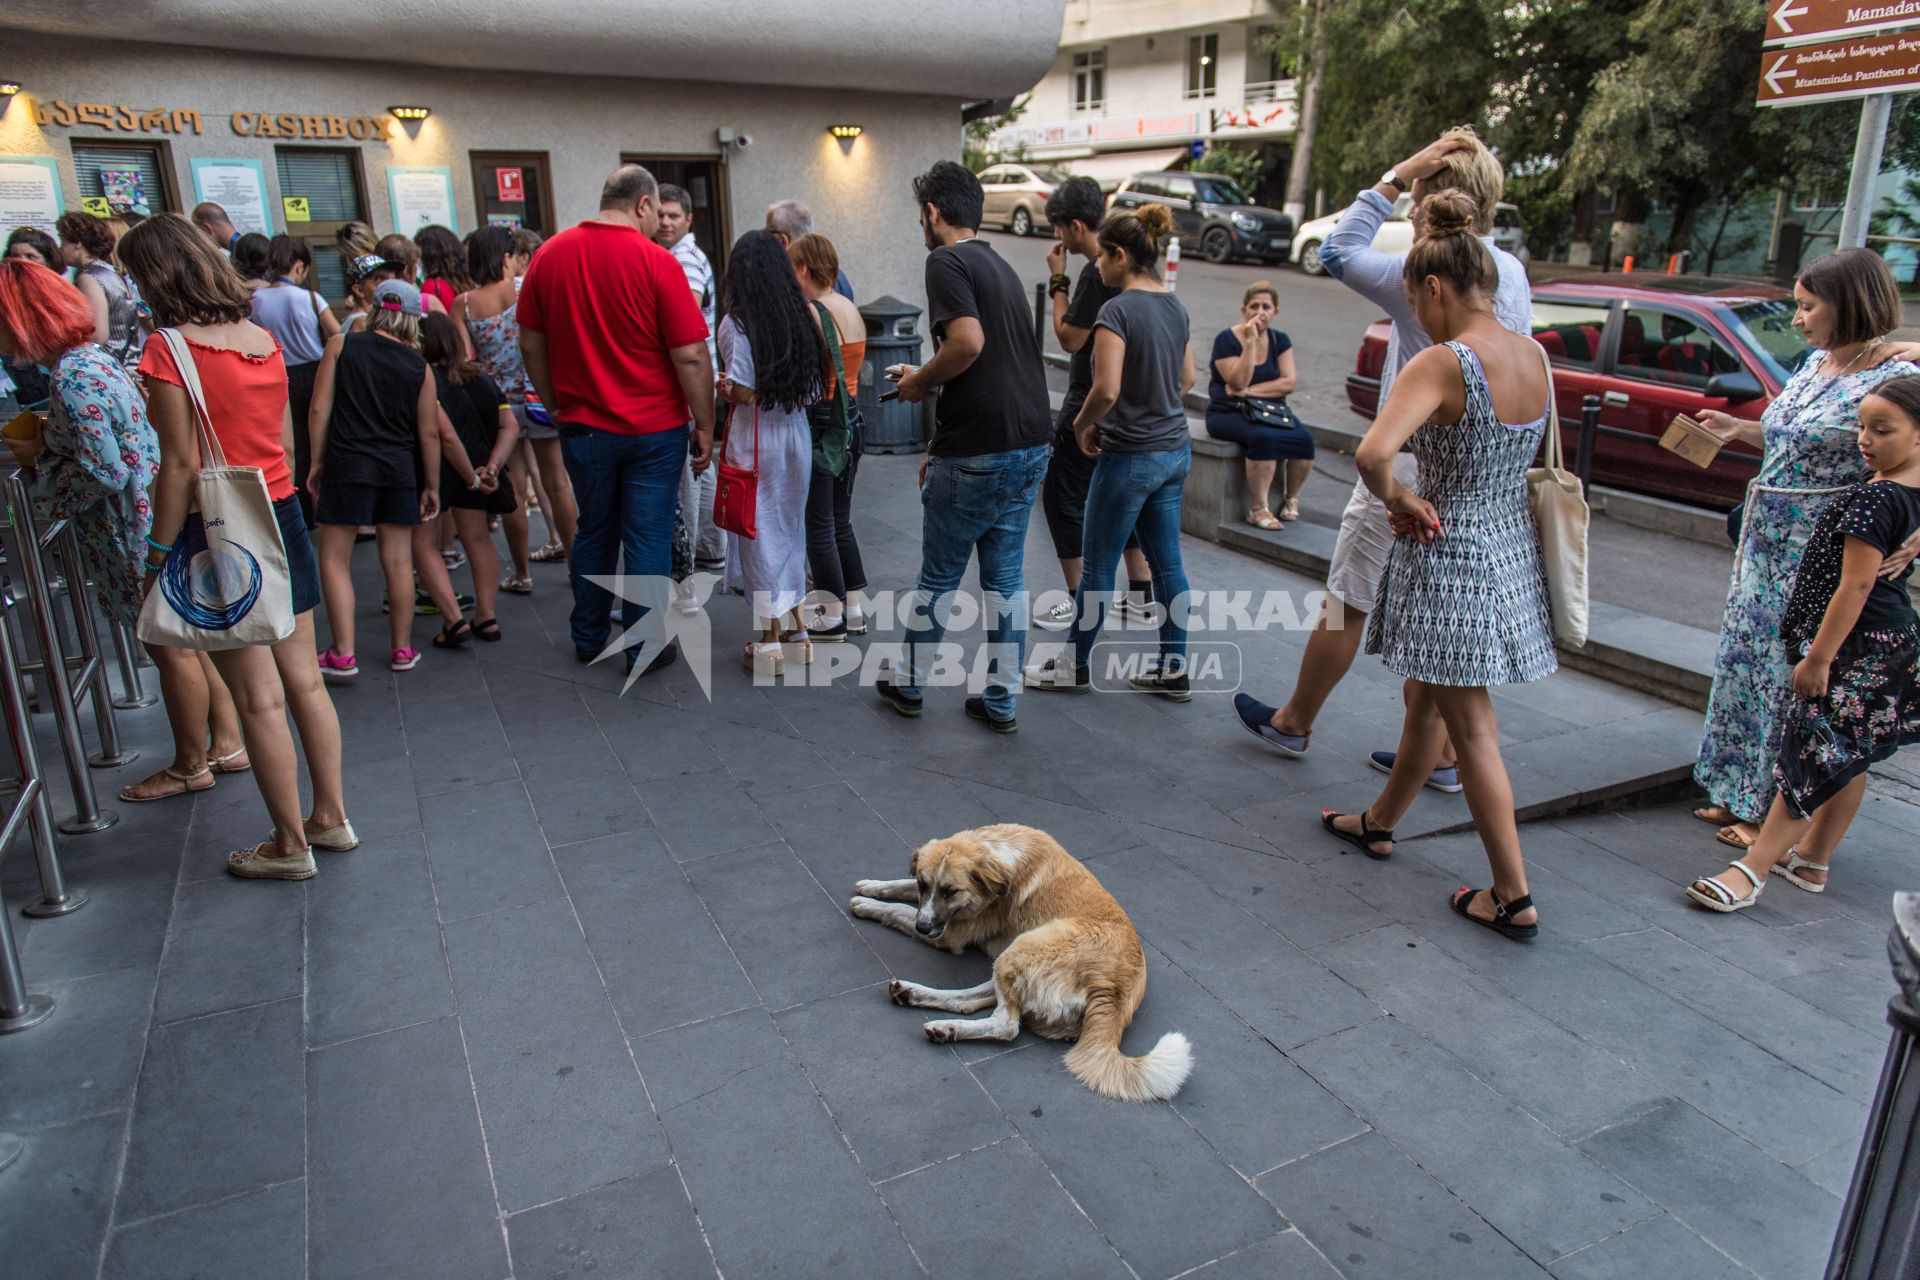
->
<box><xmin>1380</xmin><ymin>168</ymin><xmax>1407</xmax><ymax>192</ymax></box>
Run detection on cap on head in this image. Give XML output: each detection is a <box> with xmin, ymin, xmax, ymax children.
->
<box><xmin>347</xmin><ymin>253</ymin><xmax>386</xmax><ymax>282</ymax></box>
<box><xmin>373</xmin><ymin>278</ymin><xmax>423</xmax><ymax>316</ymax></box>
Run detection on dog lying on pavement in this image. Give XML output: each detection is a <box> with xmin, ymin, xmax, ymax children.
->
<box><xmin>849</xmin><ymin>823</ymin><xmax>1192</xmax><ymax>1102</ymax></box>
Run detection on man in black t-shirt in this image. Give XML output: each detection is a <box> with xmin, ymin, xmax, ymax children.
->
<box><xmin>878</xmin><ymin>161</ymin><xmax>1052</xmax><ymax>732</ymax></box>
<box><xmin>1031</xmin><ymin>176</ymin><xmax>1153</xmax><ymax>635</ymax></box>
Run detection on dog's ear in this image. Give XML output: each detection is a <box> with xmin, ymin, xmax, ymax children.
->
<box><xmin>970</xmin><ymin>857</ymin><xmax>1012</xmax><ymax>899</ymax></box>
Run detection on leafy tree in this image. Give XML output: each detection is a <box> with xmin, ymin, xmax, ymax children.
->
<box><xmin>1191</xmin><ymin>144</ymin><xmax>1265</xmax><ymax>195</ymax></box>
<box><xmin>963</xmin><ymin>95</ymin><xmax>1031</xmax><ymax>174</ymax></box>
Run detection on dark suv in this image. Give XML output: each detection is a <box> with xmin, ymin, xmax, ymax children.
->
<box><xmin>1109</xmin><ymin>172</ymin><xmax>1294</xmax><ymax>265</ymax></box>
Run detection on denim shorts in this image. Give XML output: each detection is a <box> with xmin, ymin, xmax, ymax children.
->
<box><xmin>314</xmin><ymin>482</ymin><xmax>419</xmax><ymax>527</ymax></box>
<box><xmin>274</xmin><ymin>493</ymin><xmax>322</xmax><ymax>615</ymax></box>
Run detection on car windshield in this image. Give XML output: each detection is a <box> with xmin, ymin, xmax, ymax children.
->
<box><xmin>1721</xmin><ymin>299</ymin><xmax>1812</xmax><ymax>382</ymax></box>
<box><xmin>1193</xmin><ymin>177</ymin><xmax>1248</xmax><ymax>205</ymax></box>
<box><xmin>1031</xmin><ymin>167</ymin><xmax>1071</xmax><ymax>185</ymax></box>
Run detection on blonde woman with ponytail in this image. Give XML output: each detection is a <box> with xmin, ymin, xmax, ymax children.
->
<box><xmin>1025</xmin><ymin>203</ymin><xmax>1198</xmax><ymax>700</ymax></box>
<box><xmin>1319</xmin><ymin>189</ymin><xmax>1555</xmax><ymax>942</ymax></box>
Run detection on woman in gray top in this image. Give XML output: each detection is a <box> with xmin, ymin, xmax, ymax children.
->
<box><xmin>1027</xmin><ymin>203</ymin><xmax>1196</xmax><ymax>699</ymax></box>
<box><xmin>251</xmin><ymin>235</ymin><xmax>342</xmax><ymax>522</ymax></box>
<box><xmin>56</xmin><ymin>212</ymin><xmax>141</xmax><ymax>371</ymax></box>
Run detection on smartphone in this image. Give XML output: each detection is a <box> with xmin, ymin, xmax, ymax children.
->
<box><xmin>880</xmin><ymin>389</ymin><xmax>901</xmax><ymax>403</ymax></box>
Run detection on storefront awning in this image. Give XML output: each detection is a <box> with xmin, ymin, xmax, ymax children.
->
<box><xmin>1065</xmin><ymin>149</ymin><xmax>1191</xmax><ymax>190</ymax></box>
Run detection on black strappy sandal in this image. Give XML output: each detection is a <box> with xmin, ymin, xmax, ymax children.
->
<box><xmin>472</xmin><ymin>618</ymin><xmax>501</xmax><ymax>642</ymax></box>
<box><xmin>431</xmin><ymin>618</ymin><xmax>471</xmax><ymax>649</ymax></box>
<box><xmin>1321</xmin><ymin>808</ymin><xmax>1394</xmax><ymax>860</ymax></box>
<box><xmin>1449</xmin><ymin>886</ymin><xmax>1539</xmax><ymax>942</ymax></box>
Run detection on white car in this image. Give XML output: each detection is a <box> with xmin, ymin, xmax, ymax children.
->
<box><xmin>1290</xmin><ymin>196</ymin><xmax>1524</xmax><ymax>274</ymax></box>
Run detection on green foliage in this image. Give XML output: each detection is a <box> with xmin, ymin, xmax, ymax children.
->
<box><xmin>963</xmin><ymin>95</ymin><xmax>1031</xmax><ymax>174</ymax></box>
<box><xmin>1191</xmin><ymin>145</ymin><xmax>1264</xmax><ymax>194</ymax></box>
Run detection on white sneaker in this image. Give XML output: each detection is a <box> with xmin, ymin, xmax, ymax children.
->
<box><xmin>1031</xmin><ymin>599</ymin><xmax>1075</xmax><ymax>632</ymax></box>
<box><xmin>1115</xmin><ymin>596</ymin><xmax>1159</xmax><ymax>625</ymax></box>
<box><xmin>672</xmin><ymin>579</ymin><xmax>702</xmax><ymax>615</ymax></box>
<box><xmin>1023</xmin><ymin>656</ymin><xmax>1089</xmax><ymax>692</ymax></box>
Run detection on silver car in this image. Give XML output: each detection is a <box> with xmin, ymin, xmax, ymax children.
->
<box><xmin>978</xmin><ymin>163</ymin><xmax>1071</xmax><ymax>237</ymax></box>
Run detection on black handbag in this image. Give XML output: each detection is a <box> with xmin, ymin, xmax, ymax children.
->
<box><xmin>1239</xmin><ymin>395</ymin><xmax>1301</xmax><ymax>432</ymax></box>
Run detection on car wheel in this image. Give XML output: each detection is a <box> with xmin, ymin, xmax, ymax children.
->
<box><xmin>1202</xmin><ymin>227</ymin><xmax>1233</xmax><ymax>264</ymax></box>
<box><xmin>1300</xmin><ymin>241</ymin><xmax>1326</xmax><ymax>276</ymax></box>
<box><xmin>1010</xmin><ymin>206</ymin><xmax>1033</xmax><ymax>237</ymax></box>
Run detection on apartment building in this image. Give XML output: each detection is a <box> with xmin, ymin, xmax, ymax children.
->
<box><xmin>989</xmin><ymin>0</ymin><xmax>1298</xmax><ymax>192</ymax></box>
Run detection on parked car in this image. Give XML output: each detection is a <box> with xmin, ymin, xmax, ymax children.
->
<box><xmin>1108</xmin><ymin>172</ymin><xmax>1294</xmax><ymax>264</ymax></box>
<box><xmin>1291</xmin><ymin>197</ymin><xmax>1524</xmax><ymax>275</ymax></box>
<box><xmin>978</xmin><ymin>163</ymin><xmax>1071</xmax><ymax>237</ymax></box>
<box><xmin>1344</xmin><ymin>274</ymin><xmax>1804</xmax><ymax>509</ymax></box>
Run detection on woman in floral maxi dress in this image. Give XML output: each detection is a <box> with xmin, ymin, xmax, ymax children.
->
<box><xmin>1695</xmin><ymin>249</ymin><xmax>1918</xmax><ymax>847</ymax></box>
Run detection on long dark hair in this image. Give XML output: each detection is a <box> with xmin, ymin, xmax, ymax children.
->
<box><xmin>719</xmin><ymin>230</ymin><xmax>827</xmax><ymax>413</ymax></box>
<box><xmin>465</xmin><ymin>225</ymin><xmax>514</xmax><ymax>286</ymax></box>
<box><xmin>420</xmin><ymin>312</ymin><xmax>475</xmax><ymax>385</ymax></box>
<box><xmin>231</xmin><ymin>233</ymin><xmax>271</xmax><ymax>281</ymax></box>
<box><xmin>416</xmin><ymin>224</ymin><xmax>472</xmax><ymax>292</ymax></box>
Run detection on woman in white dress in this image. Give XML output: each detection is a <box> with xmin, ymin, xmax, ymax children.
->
<box><xmin>717</xmin><ymin>231</ymin><xmax>828</xmax><ymax>676</ymax></box>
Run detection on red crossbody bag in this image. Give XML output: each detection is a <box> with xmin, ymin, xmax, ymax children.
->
<box><xmin>712</xmin><ymin>402</ymin><xmax>758</xmax><ymax>539</ymax></box>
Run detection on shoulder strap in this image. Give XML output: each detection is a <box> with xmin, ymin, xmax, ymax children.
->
<box><xmin>156</xmin><ymin>329</ymin><xmax>229</xmax><ymax>470</ymax></box>
<box><xmin>1534</xmin><ymin>338</ymin><xmax>1562</xmax><ymax>470</ymax></box>
<box><xmin>813</xmin><ymin>301</ymin><xmax>850</xmax><ymax>424</ymax></box>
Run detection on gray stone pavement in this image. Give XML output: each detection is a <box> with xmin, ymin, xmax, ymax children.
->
<box><xmin>0</xmin><ymin>453</ymin><xmax>1907</xmax><ymax>1279</ymax></box>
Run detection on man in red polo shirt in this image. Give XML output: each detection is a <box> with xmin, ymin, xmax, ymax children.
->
<box><xmin>519</xmin><ymin>164</ymin><xmax>714</xmax><ymax>675</ymax></box>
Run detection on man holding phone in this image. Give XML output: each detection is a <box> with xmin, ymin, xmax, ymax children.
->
<box><xmin>877</xmin><ymin>160</ymin><xmax>1052</xmax><ymax>732</ymax></box>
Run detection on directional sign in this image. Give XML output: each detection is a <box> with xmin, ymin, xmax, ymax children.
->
<box><xmin>1766</xmin><ymin>0</ymin><xmax>1920</xmax><ymax>46</ymax></box>
<box><xmin>1758</xmin><ymin>29</ymin><xmax>1920</xmax><ymax>106</ymax></box>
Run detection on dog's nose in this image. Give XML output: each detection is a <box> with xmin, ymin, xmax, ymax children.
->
<box><xmin>915</xmin><ymin>917</ymin><xmax>937</xmax><ymax>935</ymax></box>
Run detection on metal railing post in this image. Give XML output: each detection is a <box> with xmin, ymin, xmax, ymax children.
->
<box><xmin>0</xmin><ymin>603</ymin><xmax>82</xmax><ymax>918</ymax></box>
<box><xmin>49</xmin><ymin>526</ymin><xmax>134</xmax><ymax>768</ymax></box>
<box><xmin>109</xmin><ymin>620</ymin><xmax>157</xmax><ymax>710</ymax></box>
<box><xmin>0</xmin><ymin>878</ymin><xmax>53</xmax><ymax>1033</ymax></box>
<box><xmin>1575</xmin><ymin>394</ymin><xmax>1601</xmax><ymax>497</ymax></box>
<box><xmin>1033</xmin><ymin>281</ymin><xmax>1047</xmax><ymax>350</ymax></box>
<box><xmin>5</xmin><ymin>472</ymin><xmax>117</xmax><ymax>833</ymax></box>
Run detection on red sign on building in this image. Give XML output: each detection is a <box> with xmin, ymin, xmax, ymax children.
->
<box><xmin>496</xmin><ymin>167</ymin><xmax>524</xmax><ymax>203</ymax></box>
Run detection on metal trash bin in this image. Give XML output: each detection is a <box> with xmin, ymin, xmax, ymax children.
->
<box><xmin>855</xmin><ymin>295</ymin><xmax>928</xmax><ymax>455</ymax></box>
<box><xmin>1826</xmin><ymin>890</ymin><xmax>1920</xmax><ymax>1279</ymax></box>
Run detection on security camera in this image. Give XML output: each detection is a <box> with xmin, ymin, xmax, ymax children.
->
<box><xmin>733</xmin><ymin>133</ymin><xmax>754</xmax><ymax>151</ymax></box>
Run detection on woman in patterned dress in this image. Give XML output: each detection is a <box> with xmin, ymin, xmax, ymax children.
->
<box><xmin>1693</xmin><ymin>249</ymin><xmax>1919</xmax><ymax>849</ymax></box>
<box><xmin>1318</xmin><ymin>191</ymin><xmax>1554</xmax><ymax>941</ymax></box>
<box><xmin>0</xmin><ymin>260</ymin><xmax>248</xmax><ymax>803</ymax></box>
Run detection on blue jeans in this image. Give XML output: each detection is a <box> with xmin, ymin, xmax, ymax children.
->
<box><xmin>900</xmin><ymin>444</ymin><xmax>1051</xmax><ymax>720</ymax></box>
<box><xmin>561</xmin><ymin>423</ymin><xmax>688</xmax><ymax>658</ymax></box>
<box><xmin>1072</xmin><ymin>444</ymin><xmax>1191</xmax><ymax>670</ymax></box>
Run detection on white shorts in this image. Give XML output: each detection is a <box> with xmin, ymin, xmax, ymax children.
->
<box><xmin>1324</xmin><ymin>453</ymin><xmax>1418</xmax><ymax>615</ymax></box>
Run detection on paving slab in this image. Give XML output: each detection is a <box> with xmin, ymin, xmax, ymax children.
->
<box><xmin>503</xmin><ymin>1166</ymin><xmax>714</xmax><ymax>1280</ymax></box>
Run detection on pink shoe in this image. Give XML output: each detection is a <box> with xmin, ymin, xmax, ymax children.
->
<box><xmin>390</xmin><ymin>647</ymin><xmax>421</xmax><ymax>672</ymax></box>
<box><xmin>317</xmin><ymin>647</ymin><xmax>358</xmax><ymax>679</ymax></box>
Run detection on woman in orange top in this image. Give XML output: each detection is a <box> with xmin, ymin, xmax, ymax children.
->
<box><xmin>789</xmin><ymin>233</ymin><xmax>868</xmax><ymax>642</ymax></box>
<box><xmin>120</xmin><ymin>214</ymin><xmax>350</xmax><ymax>882</ymax></box>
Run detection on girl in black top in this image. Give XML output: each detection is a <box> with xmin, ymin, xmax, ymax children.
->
<box><xmin>421</xmin><ymin>313</ymin><xmax>516</xmax><ymax>644</ymax></box>
<box><xmin>1688</xmin><ymin>377</ymin><xmax>1920</xmax><ymax>913</ymax></box>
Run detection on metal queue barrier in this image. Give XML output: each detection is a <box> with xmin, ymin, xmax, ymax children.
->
<box><xmin>110</xmin><ymin>621</ymin><xmax>157</xmax><ymax>711</ymax></box>
<box><xmin>2</xmin><ymin>469</ymin><xmax>135</xmax><ymax>834</ymax></box>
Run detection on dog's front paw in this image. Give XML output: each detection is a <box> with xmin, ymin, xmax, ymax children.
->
<box><xmin>924</xmin><ymin>1020</ymin><xmax>957</xmax><ymax>1043</ymax></box>
<box><xmin>889</xmin><ymin>980</ymin><xmax>913</xmax><ymax>1005</ymax></box>
<box><xmin>852</xmin><ymin>879</ymin><xmax>891</xmax><ymax>898</ymax></box>
<box><xmin>849</xmin><ymin>895</ymin><xmax>881</xmax><ymax>919</ymax></box>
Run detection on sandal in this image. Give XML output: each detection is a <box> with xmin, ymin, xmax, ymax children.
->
<box><xmin>530</xmin><ymin>541</ymin><xmax>566</xmax><ymax>563</ymax></box>
<box><xmin>1278</xmin><ymin>498</ymin><xmax>1301</xmax><ymax>522</ymax></box>
<box><xmin>472</xmin><ymin>617</ymin><xmax>502</xmax><ymax>643</ymax></box>
<box><xmin>1685</xmin><ymin>861</ymin><xmax>1764</xmax><ymax>913</ymax></box>
<box><xmin>1450</xmin><ymin>886</ymin><xmax>1540</xmax><ymax>940</ymax></box>
<box><xmin>1715</xmin><ymin>824</ymin><xmax>1759</xmax><ymax>851</ymax></box>
<box><xmin>1771</xmin><ymin>847</ymin><xmax>1831</xmax><ymax>894</ymax></box>
<box><xmin>1321</xmin><ymin>807</ymin><xmax>1394</xmax><ymax>860</ymax></box>
<box><xmin>1248</xmin><ymin>507</ymin><xmax>1283</xmax><ymax>531</ymax></box>
<box><xmin>500</xmin><ymin>574</ymin><xmax>534</xmax><ymax>595</ymax></box>
<box><xmin>209</xmin><ymin>745</ymin><xmax>251</xmax><ymax>774</ymax></box>
<box><xmin>744</xmin><ymin>641</ymin><xmax>784</xmax><ymax>677</ymax></box>
<box><xmin>119</xmin><ymin>763</ymin><xmax>214</xmax><ymax>803</ymax></box>
<box><xmin>431</xmin><ymin>618</ymin><xmax>472</xmax><ymax>649</ymax></box>
<box><xmin>1692</xmin><ymin>805</ymin><xmax>1740</xmax><ymax>826</ymax></box>
<box><xmin>779</xmin><ymin>630</ymin><xmax>815</xmax><ymax>665</ymax></box>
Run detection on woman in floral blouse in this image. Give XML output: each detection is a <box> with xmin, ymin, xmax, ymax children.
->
<box><xmin>0</xmin><ymin>259</ymin><xmax>251</xmax><ymax>801</ymax></box>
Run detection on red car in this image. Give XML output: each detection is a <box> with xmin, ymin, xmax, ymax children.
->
<box><xmin>1345</xmin><ymin>274</ymin><xmax>1806</xmax><ymax>510</ymax></box>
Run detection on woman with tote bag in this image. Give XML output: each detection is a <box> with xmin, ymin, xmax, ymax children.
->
<box><xmin>120</xmin><ymin>214</ymin><xmax>352</xmax><ymax>882</ymax></box>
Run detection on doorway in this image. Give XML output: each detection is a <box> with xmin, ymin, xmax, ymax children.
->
<box><xmin>469</xmin><ymin>151</ymin><xmax>557</xmax><ymax>239</ymax></box>
<box><xmin>622</xmin><ymin>154</ymin><xmax>730</xmax><ymax>277</ymax></box>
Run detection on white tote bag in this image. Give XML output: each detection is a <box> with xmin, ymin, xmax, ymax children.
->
<box><xmin>137</xmin><ymin>329</ymin><xmax>295</xmax><ymax>651</ymax></box>
<box><xmin>1525</xmin><ymin>343</ymin><xmax>1591</xmax><ymax>647</ymax></box>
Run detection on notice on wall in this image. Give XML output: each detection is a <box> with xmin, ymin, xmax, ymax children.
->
<box><xmin>81</xmin><ymin>197</ymin><xmax>113</xmax><ymax>217</ymax></box>
<box><xmin>387</xmin><ymin>167</ymin><xmax>456</xmax><ymax>237</ymax></box>
<box><xmin>282</xmin><ymin>196</ymin><xmax>311</xmax><ymax>223</ymax></box>
<box><xmin>689</xmin><ymin>175</ymin><xmax>709</xmax><ymax>208</ymax></box>
<box><xmin>496</xmin><ymin>168</ymin><xmax>524</xmax><ymax>203</ymax></box>
<box><xmin>487</xmin><ymin>213</ymin><xmax>523</xmax><ymax>229</ymax></box>
<box><xmin>0</xmin><ymin>157</ymin><xmax>65</xmax><ymax>236</ymax></box>
<box><xmin>98</xmin><ymin>168</ymin><xmax>146</xmax><ymax>212</ymax></box>
<box><xmin>190</xmin><ymin>159</ymin><xmax>272</xmax><ymax>234</ymax></box>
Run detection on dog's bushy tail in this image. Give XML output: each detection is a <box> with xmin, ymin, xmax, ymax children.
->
<box><xmin>1065</xmin><ymin>989</ymin><xmax>1193</xmax><ymax>1102</ymax></box>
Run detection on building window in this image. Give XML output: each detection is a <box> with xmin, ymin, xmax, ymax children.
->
<box><xmin>1073</xmin><ymin>49</ymin><xmax>1106</xmax><ymax>111</ymax></box>
<box><xmin>71</xmin><ymin>140</ymin><xmax>177</xmax><ymax>215</ymax></box>
<box><xmin>1186</xmin><ymin>33</ymin><xmax>1218</xmax><ymax>99</ymax></box>
<box><xmin>1793</xmin><ymin>183</ymin><xmax>1843</xmax><ymax>212</ymax></box>
<box><xmin>470</xmin><ymin>152</ymin><xmax>557</xmax><ymax>239</ymax></box>
<box><xmin>274</xmin><ymin>147</ymin><xmax>367</xmax><ymax>302</ymax></box>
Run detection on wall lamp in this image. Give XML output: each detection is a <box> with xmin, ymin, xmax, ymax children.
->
<box><xmin>389</xmin><ymin>105</ymin><xmax>431</xmax><ymax>120</ymax></box>
<box><xmin>828</xmin><ymin>124</ymin><xmax>863</xmax><ymax>138</ymax></box>
<box><xmin>0</xmin><ymin>82</ymin><xmax>20</xmax><ymax>97</ymax></box>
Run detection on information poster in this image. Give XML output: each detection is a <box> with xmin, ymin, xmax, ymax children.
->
<box><xmin>0</xmin><ymin>156</ymin><xmax>65</xmax><ymax>236</ymax></box>
<box><xmin>497</xmin><ymin>168</ymin><xmax>524</xmax><ymax>202</ymax></box>
<box><xmin>387</xmin><ymin>166</ymin><xmax>457</xmax><ymax>237</ymax></box>
<box><xmin>99</xmin><ymin>168</ymin><xmax>146</xmax><ymax>212</ymax></box>
<box><xmin>189</xmin><ymin>158</ymin><xmax>272</xmax><ymax>234</ymax></box>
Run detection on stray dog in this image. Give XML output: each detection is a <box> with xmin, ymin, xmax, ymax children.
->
<box><xmin>850</xmin><ymin>823</ymin><xmax>1192</xmax><ymax>1102</ymax></box>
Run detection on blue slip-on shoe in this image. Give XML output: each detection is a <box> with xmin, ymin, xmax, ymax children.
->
<box><xmin>1368</xmin><ymin>750</ymin><xmax>1465</xmax><ymax>794</ymax></box>
<box><xmin>1233</xmin><ymin>693</ymin><xmax>1309</xmax><ymax>757</ymax></box>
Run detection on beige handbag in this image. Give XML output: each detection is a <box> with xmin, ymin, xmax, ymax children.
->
<box><xmin>1525</xmin><ymin>342</ymin><xmax>1591</xmax><ymax>646</ymax></box>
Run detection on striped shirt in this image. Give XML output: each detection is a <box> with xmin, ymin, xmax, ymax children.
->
<box><xmin>669</xmin><ymin>232</ymin><xmax>717</xmax><ymax>363</ymax></box>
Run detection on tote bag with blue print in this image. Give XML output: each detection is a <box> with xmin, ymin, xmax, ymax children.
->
<box><xmin>137</xmin><ymin>329</ymin><xmax>294</xmax><ymax>651</ymax></box>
